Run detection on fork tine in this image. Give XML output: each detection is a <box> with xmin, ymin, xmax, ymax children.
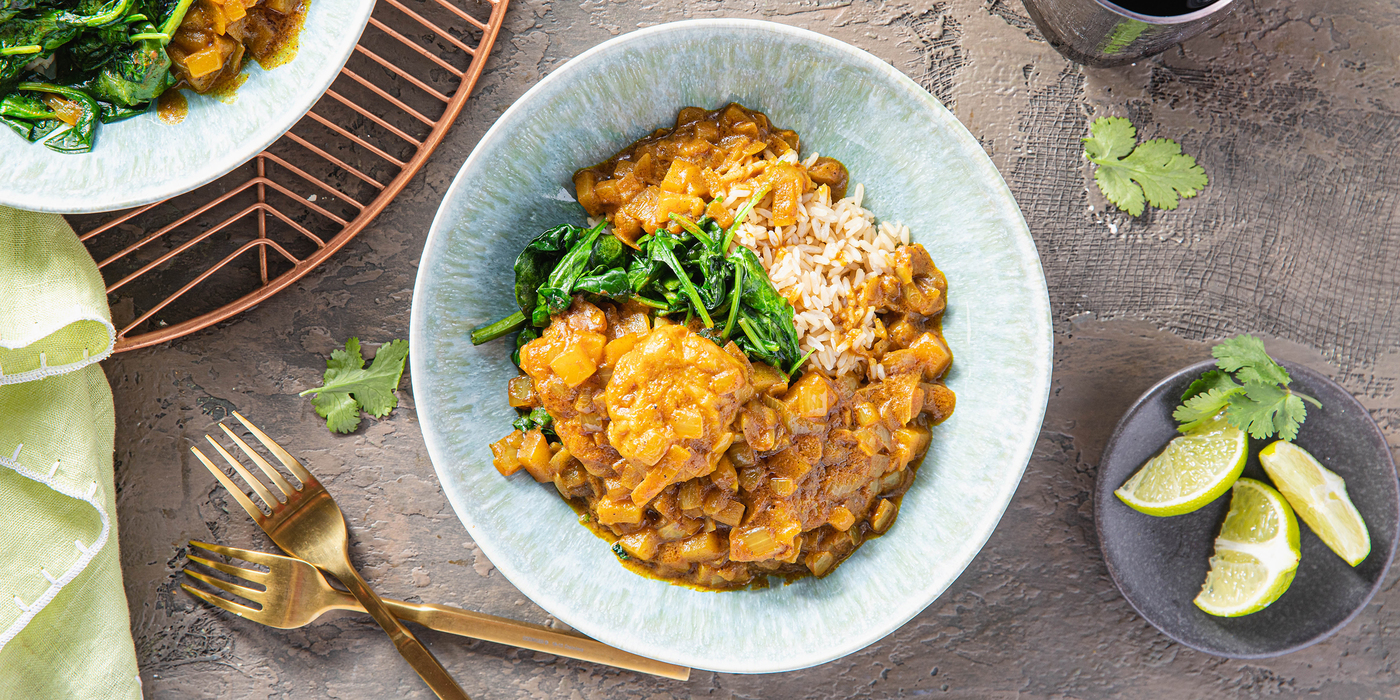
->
<box><xmin>182</xmin><ymin>582</ymin><xmax>261</xmax><ymax>617</ymax></box>
<box><xmin>232</xmin><ymin>411</ymin><xmax>315</xmax><ymax>485</ymax></box>
<box><xmin>188</xmin><ymin>554</ymin><xmax>268</xmax><ymax>585</ymax></box>
<box><xmin>188</xmin><ymin>540</ymin><xmax>285</xmax><ymax>568</ymax></box>
<box><xmin>205</xmin><ymin>436</ymin><xmax>281</xmax><ymax>508</ymax></box>
<box><xmin>184</xmin><ymin>568</ymin><xmax>266</xmax><ymax>603</ymax></box>
<box><xmin>219</xmin><ymin>423</ymin><xmax>298</xmax><ymax>497</ymax></box>
<box><xmin>191</xmin><ymin>446</ymin><xmax>268</xmax><ymax>525</ymax></box>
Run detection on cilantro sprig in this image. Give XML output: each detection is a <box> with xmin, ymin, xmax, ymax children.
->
<box><xmin>1173</xmin><ymin>335</ymin><xmax>1321</xmax><ymax>441</ymax></box>
<box><xmin>1084</xmin><ymin>116</ymin><xmax>1208</xmax><ymax>216</ymax></box>
<box><xmin>300</xmin><ymin>337</ymin><xmax>410</xmax><ymax>434</ymax></box>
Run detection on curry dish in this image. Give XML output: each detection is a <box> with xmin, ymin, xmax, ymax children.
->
<box><xmin>484</xmin><ymin>104</ymin><xmax>954</xmax><ymax>589</ymax></box>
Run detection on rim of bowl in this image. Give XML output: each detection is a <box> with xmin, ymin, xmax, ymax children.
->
<box><xmin>1094</xmin><ymin>359</ymin><xmax>1400</xmax><ymax>659</ymax></box>
<box><xmin>411</xmin><ymin>18</ymin><xmax>1052</xmax><ymax>673</ymax></box>
<box><xmin>1092</xmin><ymin>0</ymin><xmax>1236</xmax><ymax>25</ymax></box>
<box><xmin>0</xmin><ymin>0</ymin><xmax>376</xmax><ymax>214</ymax></box>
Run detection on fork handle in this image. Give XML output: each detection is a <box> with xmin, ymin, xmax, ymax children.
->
<box><xmin>327</xmin><ymin>562</ymin><xmax>471</xmax><ymax>700</ymax></box>
<box><xmin>380</xmin><ymin>599</ymin><xmax>691</xmax><ymax>681</ymax></box>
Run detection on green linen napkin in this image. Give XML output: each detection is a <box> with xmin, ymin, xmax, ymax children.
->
<box><xmin>0</xmin><ymin>208</ymin><xmax>140</xmax><ymax>699</ymax></box>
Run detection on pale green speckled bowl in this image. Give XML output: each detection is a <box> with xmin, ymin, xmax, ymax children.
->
<box><xmin>0</xmin><ymin>0</ymin><xmax>375</xmax><ymax>214</ymax></box>
<box><xmin>410</xmin><ymin>19</ymin><xmax>1052</xmax><ymax>673</ymax></box>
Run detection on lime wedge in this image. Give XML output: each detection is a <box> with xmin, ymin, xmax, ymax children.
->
<box><xmin>1259</xmin><ymin>441</ymin><xmax>1371</xmax><ymax>566</ymax></box>
<box><xmin>1194</xmin><ymin>478</ymin><xmax>1301</xmax><ymax>617</ymax></box>
<box><xmin>1115</xmin><ymin>418</ymin><xmax>1248</xmax><ymax>517</ymax></box>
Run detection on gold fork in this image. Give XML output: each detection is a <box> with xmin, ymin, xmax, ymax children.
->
<box><xmin>181</xmin><ymin>540</ymin><xmax>690</xmax><ymax>680</ymax></box>
<box><xmin>192</xmin><ymin>412</ymin><xmax>469</xmax><ymax>700</ymax></box>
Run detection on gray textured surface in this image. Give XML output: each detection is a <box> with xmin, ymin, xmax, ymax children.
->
<box><xmin>108</xmin><ymin>0</ymin><xmax>1400</xmax><ymax>697</ymax></box>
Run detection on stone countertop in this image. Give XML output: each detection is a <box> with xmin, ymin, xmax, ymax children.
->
<box><xmin>110</xmin><ymin>0</ymin><xmax>1400</xmax><ymax>697</ymax></box>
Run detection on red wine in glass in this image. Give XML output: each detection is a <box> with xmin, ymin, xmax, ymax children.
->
<box><xmin>1111</xmin><ymin>0</ymin><xmax>1217</xmax><ymax>16</ymax></box>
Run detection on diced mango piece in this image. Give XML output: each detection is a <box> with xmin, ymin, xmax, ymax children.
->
<box><xmin>548</xmin><ymin>345</ymin><xmax>598</xmax><ymax>387</ymax></box>
<box><xmin>678</xmin><ymin>479</ymin><xmax>704</xmax><ymax>511</ymax></box>
<box><xmin>804</xmin><ymin>551</ymin><xmax>836</xmax><ymax>577</ymax></box>
<box><xmin>672</xmin><ymin>531</ymin><xmax>727</xmax><ymax>563</ymax></box>
<box><xmin>595</xmin><ymin>497</ymin><xmax>644</xmax><ymax>525</ymax></box>
<box><xmin>603</xmin><ymin>334</ymin><xmax>640</xmax><ymax>368</ymax></box>
<box><xmin>183</xmin><ymin>45</ymin><xmax>227</xmax><ymax>78</ymax></box>
<box><xmin>827</xmin><ymin>506</ymin><xmax>855</xmax><ymax>531</ymax></box>
<box><xmin>490</xmin><ymin>430</ymin><xmax>525</xmax><ymax>476</ymax></box>
<box><xmin>507</xmin><ymin>375</ymin><xmax>538</xmax><ymax>408</ymax></box>
<box><xmin>713</xmin><ymin>500</ymin><xmax>745</xmax><ymax>527</ymax></box>
<box><xmin>616</xmin><ymin>530</ymin><xmax>661</xmax><ymax>560</ymax></box>
<box><xmin>517</xmin><ymin>429</ymin><xmax>553</xmax><ymax>482</ymax></box>
<box><xmin>660</xmin><ymin>159</ymin><xmax>709</xmax><ymax>198</ymax></box>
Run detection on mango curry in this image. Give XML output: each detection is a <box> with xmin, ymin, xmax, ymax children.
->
<box><xmin>489</xmin><ymin>105</ymin><xmax>955</xmax><ymax>589</ymax></box>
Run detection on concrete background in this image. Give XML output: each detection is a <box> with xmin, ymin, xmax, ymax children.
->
<box><xmin>106</xmin><ymin>0</ymin><xmax>1400</xmax><ymax>697</ymax></box>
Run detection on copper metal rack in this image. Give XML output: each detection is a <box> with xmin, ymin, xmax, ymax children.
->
<box><xmin>67</xmin><ymin>0</ymin><xmax>508</xmax><ymax>352</ymax></box>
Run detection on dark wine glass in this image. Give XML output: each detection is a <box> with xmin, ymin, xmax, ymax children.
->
<box><xmin>1020</xmin><ymin>0</ymin><xmax>1237</xmax><ymax>67</ymax></box>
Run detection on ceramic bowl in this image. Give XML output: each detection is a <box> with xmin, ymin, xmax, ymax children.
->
<box><xmin>0</xmin><ymin>0</ymin><xmax>376</xmax><ymax>214</ymax></box>
<box><xmin>410</xmin><ymin>19</ymin><xmax>1052</xmax><ymax>673</ymax></box>
<box><xmin>1096</xmin><ymin>360</ymin><xmax>1399</xmax><ymax>657</ymax></box>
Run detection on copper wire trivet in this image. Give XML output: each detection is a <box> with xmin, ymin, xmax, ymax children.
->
<box><xmin>66</xmin><ymin>0</ymin><xmax>508</xmax><ymax>352</ymax></box>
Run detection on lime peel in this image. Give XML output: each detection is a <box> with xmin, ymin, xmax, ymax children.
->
<box><xmin>1194</xmin><ymin>478</ymin><xmax>1301</xmax><ymax>617</ymax></box>
<box><xmin>1114</xmin><ymin>418</ymin><xmax>1247</xmax><ymax>517</ymax></box>
<box><xmin>1259</xmin><ymin>440</ymin><xmax>1371</xmax><ymax>567</ymax></box>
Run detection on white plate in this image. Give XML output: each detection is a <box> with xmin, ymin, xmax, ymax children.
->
<box><xmin>0</xmin><ymin>0</ymin><xmax>375</xmax><ymax>214</ymax></box>
<box><xmin>410</xmin><ymin>19</ymin><xmax>1053</xmax><ymax>673</ymax></box>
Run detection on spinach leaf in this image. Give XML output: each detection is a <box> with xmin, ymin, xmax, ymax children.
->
<box><xmin>512</xmin><ymin>325</ymin><xmax>538</xmax><ymax>366</ymax></box>
<box><xmin>573</xmin><ymin>267</ymin><xmax>631</xmax><ymax>298</ymax></box>
<box><xmin>97</xmin><ymin>98</ymin><xmax>145</xmax><ymax>123</ymax></box>
<box><xmin>0</xmin><ymin>91</ymin><xmax>55</xmax><ymax>120</ymax></box>
<box><xmin>18</xmin><ymin>81</ymin><xmax>99</xmax><ymax>153</ymax></box>
<box><xmin>0</xmin><ymin>114</ymin><xmax>30</xmax><ymax>137</ymax></box>
<box><xmin>0</xmin><ymin>0</ymin><xmax>38</xmax><ymax>24</ymax></box>
<box><xmin>573</xmin><ymin>229</ymin><xmax>633</xmax><ymax>299</ymax></box>
<box><xmin>727</xmin><ymin>246</ymin><xmax>807</xmax><ymax>373</ymax></box>
<box><xmin>588</xmin><ymin>232</ymin><xmax>626</xmax><ymax>269</ymax></box>
<box><xmin>27</xmin><ymin>116</ymin><xmax>63</xmax><ymax>141</ymax></box>
<box><xmin>513</xmin><ymin>223</ymin><xmax>582</xmax><ymax>317</ymax></box>
<box><xmin>88</xmin><ymin>27</ymin><xmax>172</xmax><ymax>106</ymax></box>
<box><xmin>1</xmin><ymin>0</ymin><xmax>194</xmax><ymax>150</ymax></box>
<box><xmin>643</xmin><ymin>231</ymin><xmax>713</xmax><ymax>327</ymax></box>
<box><xmin>537</xmin><ymin>220</ymin><xmax>606</xmax><ymax>314</ymax></box>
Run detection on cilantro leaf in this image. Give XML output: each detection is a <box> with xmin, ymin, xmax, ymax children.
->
<box><xmin>1171</xmin><ymin>334</ymin><xmax>1321</xmax><ymax>441</ymax></box>
<box><xmin>1083</xmin><ymin>115</ymin><xmax>1136</xmax><ymax>161</ymax></box>
<box><xmin>1083</xmin><ymin>117</ymin><xmax>1208</xmax><ymax>216</ymax></box>
<box><xmin>314</xmin><ymin>391</ymin><xmax>362</xmax><ymax>434</ymax></box>
<box><xmin>1094</xmin><ymin>166</ymin><xmax>1145</xmax><ymax>219</ymax></box>
<box><xmin>1181</xmin><ymin>369</ymin><xmax>1240</xmax><ymax>402</ymax></box>
<box><xmin>300</xmin><ymin>337</ymin><xmax>410</xmax><ymax>434</ymax></box>
<box><xmin>1172</xmin><ymin>387</ymin><xmax>1240</xmax><ymax>433</ymax></box>
<box><xmin>1212</xmin><ymin>335</ymin><xmax>1291</xmax><ymax>387</ymax></box>
<box><xmin>1227</xmin><ymin>382</ymin><xmax>1309</xmax><ymax>441</ymax></box>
